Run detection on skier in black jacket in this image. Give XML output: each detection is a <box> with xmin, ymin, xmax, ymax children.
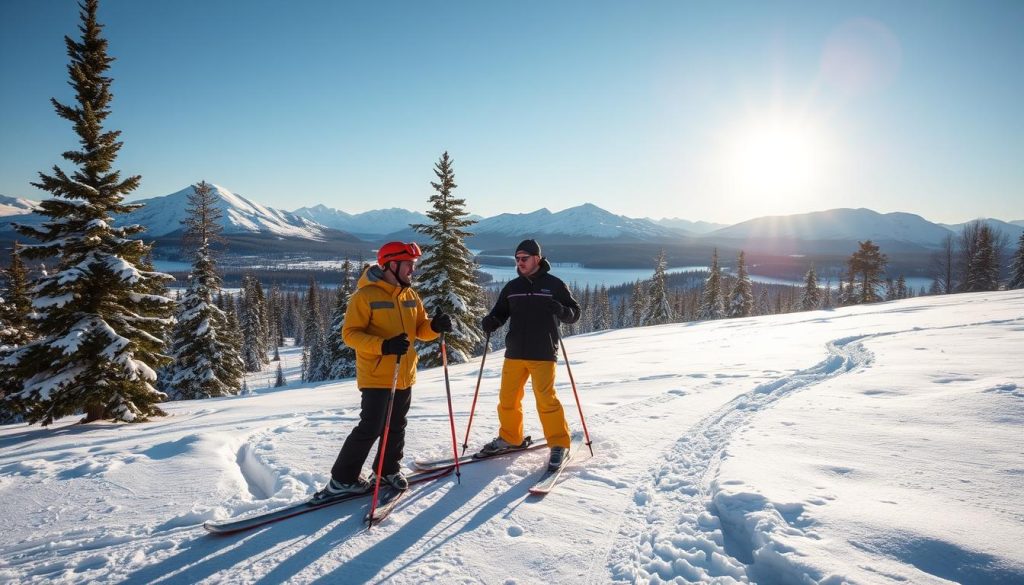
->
<box><xmin>477</xmin><ymin>239</ymin><xmax>581</xmax><ymax>469</ymax></box>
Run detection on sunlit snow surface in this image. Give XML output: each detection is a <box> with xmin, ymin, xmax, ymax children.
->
<box><xmin>1</xmin><ymin>290</ymin><xmax>1021</xmax><ymax>584</ymax></box>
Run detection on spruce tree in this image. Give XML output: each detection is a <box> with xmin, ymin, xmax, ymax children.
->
<box><xmin>1</xmin><ymin>0</ymin><xmax>175</xmax><ymax>425</ymax></box>
<box><xmin>727</xmin><ymin>251</ymin><xmax>754</xmax><ymax>318</ymax></box>
<box><xmin>848</xmin><ymin>241</ymin><xmax>888</xmax><ymax>304</ymax></box>
<box><xmin>412</xmin><ymin>151</ymin><xmax>486</xmax><ymax>366</ymax></box>
<box><xmin>240</xmin><ymin>275</ymin><xmax>269</xmax><ymax>372</ymax></box>
<box><xmin>301</xmin><ymin>278</ymin><xmax>331</xmax><ymax>381</ymax></box>
<box><xmin>896</xmin><ymin>275</ymin><xmax>908</xmax><ymax>299</ymax></box>
<box><xmin>164</xmin><ymin>181</ymin><xmax>243</xmax><ymax>400</ymax></box>
<box><xmin>0</xmin><ymin>243</ymin><xmax>34</xmax><ymax>347</ymax></box>
<box><xmin>629</xmin><ymin>280</ymin><xmax>647</xmax><ymax>327</ymax></box>
<box><xmin>800</xmin><ymin>265</ymin><xmax>821</xmax><ymax>311</ymax></box>
<box><xmin>324</xmin><ymin>261</ymin><xmax>357</xmax><ymax>379</ymax></box>
<box><xmin>965</xmin><ymin>224</ymin><xmax>999</xmax><ymax>292</ymax></box>
<box><xmin>756</xmin><ymin>287</ymin><xmax>771</xmax><ymax>315</ymax></box>
<box><xmin>641</xmin><ymin>249</ymin><xmax>674</xmax><ymax>325</ymax></box>
<box><xmin>697</xmin><ymin>249</ymin><xmax>725</xmax><ymax>320</ymax></box>
<box><xmin>274</xmin><ymin>363</ymin><xmax>286</xmax><ymax>388</ymax></box>
<box><xmin>1009</xmin><ymin>233</ymin><xmax>1024</xmax><ymax>289</ymax></box>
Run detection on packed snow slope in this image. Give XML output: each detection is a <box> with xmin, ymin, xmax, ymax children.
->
<box><xmin>1</xmin><ymin>290</ymin><xmax>1022</xmax><ymax>584</ymax></box>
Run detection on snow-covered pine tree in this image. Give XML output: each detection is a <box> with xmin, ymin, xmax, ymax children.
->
<box><xmin>756</xmin><ymin>287</ymin><xmax>771</xmax><ymax>315</ymax></box>
<box><xmin>268</xmin><ymin>283</ymin><xmax>284</xmax><ymax>347</ymax></box>
<box><xmin>896</xmin><ymin>275</ymin><xmax>908</xmax><ymax>299</ymax></box>
<box><xmin>800</xmin><ymin>265</ymin><xmax>821</xmax><ymax>311</ymax></box>
<box><xmin>164</xmin><ymin>181</ymin><xmax>243</xmax><ymax>400</ymax></box>
<box><xmin>727</xmin><ymin>251</ymin><xmax>754</xmax><ymax>318</ymax></box>
<box><xmin>301</xmin><ymin>278</ymin><xmax>331</xmax><ymax>381</ymax></box>
<box><xmin>1010</xmin><ymin>232</ymin><xmax>1024</xmax><ymax>289</ymax></box>
<box><xmin>0</xmin><ymin>243</ymin><xmax>34</xmax><ymax>348</ymax></box>
<box><xmin>240</xmin><ymin>275</ymin><xmax>269</xmax><ymax>372</ymax></box>
<box><xmin>0</xmin><ymin>0</ymin><xmax>175</xmax><ymax>425</ymax></box>
<box><xmin>697</xmin><ymin>249</ymin><xmax>725</xmax><ymax>320</ymax></box>
<box><xmin>615</xmin><ymin>296</ymin><xmax>629</xmax><ymax>329</ymax></box>
<box><xmin>274</xmin><ymin>363</ymin><xmax>286</xmax><ymax>388</ymax></box>
<box><xmin>325</xmin><ymin>260</ymin><xmax>357</xmax><ymax>380</ymax></box>
<box><xmin>641</xmin><ymin>249</ymin><xmax>674</xmax><ymax>326</ymax></box>
<box><xmin>822</xmin><ymin>278</ymin><xmax>835</xmax><ymax>309</ymax></box>
<box><xmin>411</xmin><ymin>151</ymin><xmax>486</xmax><ymax>366</ymax></box>
<box><xmin>593</xmin><ymin>285</ymin><xmax>612</xmax><ymax>331</ymax></box>
<box><xmin>630</xmin><ymin>280</ymin><xmax>647</xmax><ymax>327</ymax></box>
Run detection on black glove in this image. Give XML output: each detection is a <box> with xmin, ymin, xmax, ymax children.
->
<box><xmin>548</xmin><ymin>298</ymin><xmax>570</xmax><ymax>320</ymax></box>
<box><xmin>430</xmin><ymin>311</ymin><xmax>453</xmax><ymax>333</ymax></box>
<box><xmin>481</xmin><ymin>315</ymin><xmax>500</xmax><ymax>334</ymax></box>
<box><xmin>381</xmin><ymin>333</ymin><xmax>410</xmax><ymax>356</ymax></box>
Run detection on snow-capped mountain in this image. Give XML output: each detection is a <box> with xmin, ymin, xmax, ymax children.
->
<box><xmin>710</xmin><ymin>208</ymin><xmax>954</xmax><ymax>245</ymax></box>
<box><xmin>473</xmin><ymin>203</ymin><xmax>679</xmax><ymax>240</ymax></box>
<box><xmin>292</xmin><ymin>204</ymin><xmax>428</xmax><ymax>236</ymax></box>
<box><xmin>0</xmin><ymin>195</ymin><xmax>40</xmax><ymax>216</ymax></box>
<box><xmin>122</xmin><ymin>183</ymin><xmax>329</xmax><ymax>240</ymax></box>
<box><xmin>649</xmin><ymin>217</ymin><xmax>727</xmax><ymax>235</ymax></box>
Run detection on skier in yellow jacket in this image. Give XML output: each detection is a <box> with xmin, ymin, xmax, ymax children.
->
<box><xmin>313</xmin><ymin>241</ymin><xmax>452</xmax><ymax>502</ymax></box>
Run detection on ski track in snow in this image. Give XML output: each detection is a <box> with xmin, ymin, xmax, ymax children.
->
<box><xmin>604</xmin><ymin>318</ymin><xmax>1021</xmax><ymax>584</ymax></box>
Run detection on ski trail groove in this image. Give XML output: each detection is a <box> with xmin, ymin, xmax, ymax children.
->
<box><xmin>606</xmin><ymin>335</ymin><xmax>871</xmax><ymax>583</ymax></box>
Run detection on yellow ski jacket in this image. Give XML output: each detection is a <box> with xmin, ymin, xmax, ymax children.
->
<box><xmin>342</xmin><ymin>265</ymin><xmax>438</xmax><ymax>389</ymax></box>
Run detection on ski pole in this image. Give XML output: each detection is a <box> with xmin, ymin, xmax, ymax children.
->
<box><xmin>439</xmin><ymin>333</ymin><xmax>461</xmax><ymax>484</ymax></box>
<box><xmin>557</xmin><ymin>331</ymin><xmax>593</xmax><ymax>456</ymax></box>
<box><xmin>460</xmin><ymin>331</ymin><xmax>490</xmax><ymax>455</ymax></box>
<box><xmin>368</xmin><ymin>355</ymin><xmax>401</xmax><ymax>528</ymax></box>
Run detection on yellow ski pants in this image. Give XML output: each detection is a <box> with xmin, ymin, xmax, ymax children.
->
<box><xmin>497</xmin><ymin>359</ymin><xmax>571</xmax><ymax>449</ymax></box>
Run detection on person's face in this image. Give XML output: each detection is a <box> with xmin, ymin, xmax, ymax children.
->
<box><xmin>396</xmin><ymin>259</ymin><xmax>416</xmax><ymax>283</ymax></box>
<box><xmin>515</xmin><ymin>253</ymin><xmax>539</xmax><ymax>275</ymax></box>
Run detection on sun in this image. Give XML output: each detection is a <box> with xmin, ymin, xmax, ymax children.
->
<box><xmin>721</xmin><ymin>112</ymin><xmax>835</xmax><ymax>204</ymax></box>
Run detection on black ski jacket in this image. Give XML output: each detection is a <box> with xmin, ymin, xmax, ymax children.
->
<box><xmin>485</xmin><ymin>259</ymin><xmax>581</xmax><ymax>361</ymax></box>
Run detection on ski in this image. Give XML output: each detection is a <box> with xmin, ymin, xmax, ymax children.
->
<box><xmin>528</xmin><ymin>447</ymin><xmax>577</xmax><ymax>495</ymax></box>
<box><xmin>413</xmin><ymin>436</ymin><xmax>547</xmax><ymax>471</ymax></box>
<box><xmin>364</xmin><ymin>486</ymin><xmax>406</xmax><ymax>527</ymax></box>
<box><xmin>203</xmin><ymin>466</ymin><xmax>452</xmax><ymax>535</ymax></box>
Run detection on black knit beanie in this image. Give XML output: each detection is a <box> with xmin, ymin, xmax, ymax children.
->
<box><xmin>515</xmin><ymin>239</ymin><xmax>542</xmax><ymax>257</ymax></box>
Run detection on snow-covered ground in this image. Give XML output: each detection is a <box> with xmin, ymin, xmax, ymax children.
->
<box><xmin>1</xmin><ymin>290</ymin><xmax>1022</xmax><ymax>584</ymax></box>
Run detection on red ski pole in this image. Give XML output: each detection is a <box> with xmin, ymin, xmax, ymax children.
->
<box><xmin>367</xmin><ymin>356</ymin><xmax>401</xmax><ymax>528</ymax></box>
<box><xmin>460</xmin><ymin>331</ymin><xmax>490</xmax><ymax>455</ymax></box>
<box><xmin>557</xmin><ymin>331</ymin><xmax>593</xmax><ymax>456</ymax></box>
<box><xmin>440</xmin><ymin>333</ymin><xmax>461</xmax><ymax>483</ymax></box>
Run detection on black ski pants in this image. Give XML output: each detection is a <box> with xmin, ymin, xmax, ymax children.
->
<box><xmin>331</xmin><ymin>387</ymin><xmax>411</xmax><ymax>484</ymax></box>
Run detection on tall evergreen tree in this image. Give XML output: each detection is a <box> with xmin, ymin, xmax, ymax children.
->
<box><xmin>848</xmin><ymin>241</ymin><xmax>888</xmax><ymax>304</ymax></box>
<box><xmin>240</xmin><ymin>275</ymin><xmax>269</xmax><ymax>372</ymax></box>
<box><xmin>756</xmin><ymin>287</ymin><xmax>771</xmax><ymax>315</ymax></box>
<box><xmin>727</xmin><ymin>251</ymin><xmax>754</xmax><ymax>318</ymax></box>
<box><xmin>896</xmin><ymin>275</ymin><xmax>908</xmax><ymax>299</ymax></box>
<box><xmin>800</xmin><ymin>265</ymin><xmax>821</xmax><ymax>311</ymax></box>
<box><xmin>965</xmin><ymin>223</ymin><xmax>999</xmax><ymax>292</ymax></box>
<box><xmin>697</xmin><ymin>249</ymin><xmax>725</xmax><ymax>320</ymax></box>
<box><xmin>325</xmin><ymin>260</ymin><xmax>357</xmax><ymax>380</ymax></box>
<box><xmin>629</xmin><ymin>280</ymin><xmax>647</xmax><ymax>327</ymax></box>
<box><xmin>301</xmin><ymin>278</ymin><xmax>330</xmax><ymax>381</ymax></box>
<box><xmin>164</xmin><ymin>181</ymin><xmax>243</xmax><ymax>399</ymax></box>
<box><xmin>1009</xmin><ymin>232</ymin><xmax>1024</xmax><ymax>290</ymax></box>
<box><xmin>412</xmin><ymin>151</ymin><xmax>486</xmax><ymax>366</ymax></box>
<box><xmin>641</xmin><ymin>249</ymin><xmax>674</xmax><ymax>325</ymax></box>
<box><xmin>1</xmin><ymin>0</ymin><xmax>174</xmax><ymax>425</ymax></box>
<box><xmin>0</xmin><ymin>243</ymin><xmax>34</xmax><ymax>347</ymax></box>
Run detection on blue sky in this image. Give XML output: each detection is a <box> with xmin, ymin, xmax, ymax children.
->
<box><xmin>1</xmin><ymin>0</ymin><xmax>1021</xmax><ymax>224</ymax></box>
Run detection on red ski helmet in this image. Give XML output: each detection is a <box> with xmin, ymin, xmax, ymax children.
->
<box><xmin>377</xmin><ymin>241</ymin><xmax>422</xmax><ymax>266</ymax></box>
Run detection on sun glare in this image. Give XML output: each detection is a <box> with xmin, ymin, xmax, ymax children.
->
<box><xmin>720</xmin><ymin>112</ymin><xmax>835</xmax><ymax>209</ymax></box>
